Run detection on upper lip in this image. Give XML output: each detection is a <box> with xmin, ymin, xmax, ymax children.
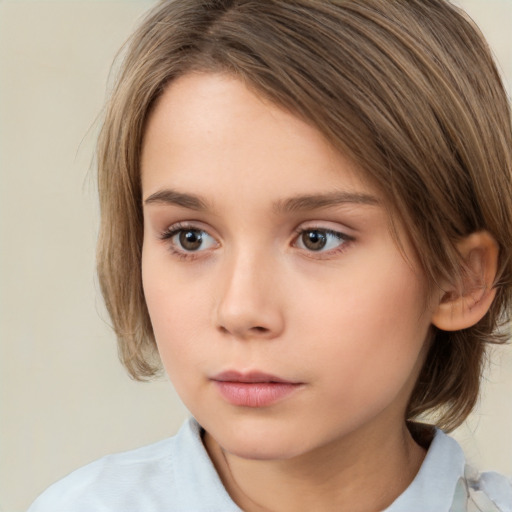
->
<box><xmin>211</xmin><ymin>370</ymin><xmax>298</xmax><ymax>384</ymax></box>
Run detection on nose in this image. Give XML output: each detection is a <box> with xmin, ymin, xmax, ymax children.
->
<box><xmin>215</xmin><ymin>250</ymin><xmax>285</xmax><ymax>340</ymax></box>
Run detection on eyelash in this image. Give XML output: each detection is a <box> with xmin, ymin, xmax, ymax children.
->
<box><xmin>159</xmin><ymin>223</ymin><xmax>354</xmax><ymax>260</ymax></box>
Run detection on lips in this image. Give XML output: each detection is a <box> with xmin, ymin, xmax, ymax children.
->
<box><xmin>211</xmin><ymin>371</ymin><xmax>303</xmax><ymax>407</ymax></box>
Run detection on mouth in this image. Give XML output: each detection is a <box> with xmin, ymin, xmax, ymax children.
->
<box><xmin>211</xmin><ymin>370</ymin><xmax>303</xmax><ymax>407</ymax></box>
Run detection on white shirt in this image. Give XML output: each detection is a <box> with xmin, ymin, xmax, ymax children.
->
<box><xmin>28</xmin><ymin>418</ymin><xmax>511</xmax><ymax>512</ymax></box>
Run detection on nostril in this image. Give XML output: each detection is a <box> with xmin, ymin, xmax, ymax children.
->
<box><xmin>251</xmin><ymin>326</ymin><xmax>268</xmax><ymax>333</ymax></box>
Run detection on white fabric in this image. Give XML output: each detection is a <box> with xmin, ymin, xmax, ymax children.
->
<box><xmin>383</xmin><ymin>429</ymin><xmax>465</xmax><ymax>512</ymax></box>
<box><xmin>28</xmin><ymin>417</ymin><xmax>511</xmax><ymax>512</ymax></box>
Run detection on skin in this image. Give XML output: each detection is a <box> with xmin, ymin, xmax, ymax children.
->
<box><xmin>141</xmin><ymin>72</ymin><xmax>436</xmax><ymax>512</ymax></box>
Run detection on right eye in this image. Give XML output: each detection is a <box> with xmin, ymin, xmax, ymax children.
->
<box><xmin>161</xmin><ymin>224</ymin><xmax>218</xmax><ymax>255</ymax></box>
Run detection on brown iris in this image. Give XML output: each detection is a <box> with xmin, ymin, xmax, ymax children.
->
<box><xmin>179</xmin><ymin>229</ymin><xmax>204</xmax><ymax>251</ymax></box>
<box><xmin>301</xmin><ymin>230</ymin><xmax>328</xmax><ymax>251</ymax></box>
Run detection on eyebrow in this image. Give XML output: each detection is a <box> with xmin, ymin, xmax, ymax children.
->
<box><xmin>144</xmin><ymin>188</ymin><xmax>379</xmax><ymax>212</ymax></box>
<box><xmin>274</xmin><ymin>191</ymin><xmax>379</xmax><ymax>213</ymax></box>
<box><xmin>144</xmin><ymin>189</ymin><xmax>209</xmax><ymax>211</ymax></box>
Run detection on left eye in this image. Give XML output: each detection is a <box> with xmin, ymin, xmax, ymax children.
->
<box><xmin>169</xmin><ymin>228</ymin><xmax>217</xmax><ymax>252</ymax></box>
<box><xmin>295</xmin><ymin>229</ymin><xmax>346</xmax><ymax>252</ymax></box>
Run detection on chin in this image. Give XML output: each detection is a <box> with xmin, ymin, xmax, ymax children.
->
<box><xmin>207</xmin><ymin>418</ymin><xmax>313</xmax><ymax>461</ymax></box>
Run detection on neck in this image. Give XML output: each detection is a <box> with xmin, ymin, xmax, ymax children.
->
<box><xmin>203</xmin><ymin>417</ymin><xmax>427</xmax><ymax>512</ymax></box>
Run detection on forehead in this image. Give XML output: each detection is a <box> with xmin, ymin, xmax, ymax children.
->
<box><xmin>141</xmin><ymin>72</ymin><xmax>379</xmax><ymax>205</ymax></box>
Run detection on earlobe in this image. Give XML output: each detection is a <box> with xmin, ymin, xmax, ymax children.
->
<box><xmin>431</xmin><ymin>231</ymin><xmax>499</xmax><ymax>331</ymax></box>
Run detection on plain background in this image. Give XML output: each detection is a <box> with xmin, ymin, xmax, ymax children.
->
<box><xmin>0</xmin><ymin>1</ymin><xmax>511</xmax><ymax>511</ymax></box>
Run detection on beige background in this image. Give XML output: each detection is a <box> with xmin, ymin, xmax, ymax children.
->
<box><xmin>0</xmin><ymin>1</ymin><xmax>511</xmax><ymax>511</ymax></box>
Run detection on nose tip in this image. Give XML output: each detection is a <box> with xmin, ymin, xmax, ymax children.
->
<box><xmin>217</xmin><ymin>299</ymin><xmax>284</xmax><ymax>340</ymax></box>
<box><xmin>215</xmin><ymin>256</ymin><xmax>284</xmax><ymax>340</ymax></box>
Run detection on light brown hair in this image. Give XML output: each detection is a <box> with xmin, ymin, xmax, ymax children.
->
<box><xmin>97</xmin><ymin>0</ymin><xmax>512</xmax><ymax>431</ymax></box>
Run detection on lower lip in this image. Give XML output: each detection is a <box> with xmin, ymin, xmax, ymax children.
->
<box><xmin>213</xmin><ymin>381</ymin><xmax>302</xmax><ymax>407</ymax></box>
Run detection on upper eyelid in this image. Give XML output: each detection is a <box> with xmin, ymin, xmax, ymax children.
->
<box><xmin>161</xmin><ymin>221</ymin><xmax>213</xmax><ymax>236</ymax></box>
<box><xmin>293</xmin><ymin>228</ymin><xmax>351</xmax><ymax>244</ymax></box>
<box><xmin>294</xmin><ymin>226</ymin><xmax>346</xmax><ymax>235</ymax></box>
<box><xmin>293</xmin><ymin>223</ymin><xmax>353</xmax><ymax>238</ymax></box>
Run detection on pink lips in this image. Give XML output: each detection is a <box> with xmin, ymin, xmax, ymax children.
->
<box><xmin>211</xmin><ymin>371</ymin><xmax>303</xmax><ymax>407</ymax></box>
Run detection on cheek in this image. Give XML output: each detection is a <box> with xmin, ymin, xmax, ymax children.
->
<box><xmin>299</xmin><ymin>255</ymin><xmax>430</xmax><ymax>399</ymax></box>
<box><xmin>141</xmin><ymin>251</ymin><xmax>209</xmax><ymax>375</ymax></box>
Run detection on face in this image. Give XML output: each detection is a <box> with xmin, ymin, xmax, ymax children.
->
<box><xmin>141</xmin><ymin>72</ymin><xmax>433</xmax><ymax>461</ymax></box>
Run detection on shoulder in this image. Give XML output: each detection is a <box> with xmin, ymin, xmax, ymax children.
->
<box><xmin>28</xmin><ymin>436</ymin><xmax>176</xmax><ymax>512</ymax></box>
<box><xmin>458</xmin><ymin>466</ymin><xmax>512</xmax><ymax>512</ymax></box>
<box><xmin>427</xmin><ymin>429</ymin><xmax>512</xmax><ymax>512</ymax></box>
<box><xmin>28</xmin><ymin>418</ymin><xmax>241</xmax><ymax>512</ymax></box>
<box><xmin>431</xmin><ymin>429</ymin><xmax>512</xmax><ymax>512</ymax></box>
<box><xmin>386</xmin><ymin>425</ymin><xmax>512</xmax><ymax>512</ymax></box>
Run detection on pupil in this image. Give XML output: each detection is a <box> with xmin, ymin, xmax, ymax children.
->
<box><xmin>180</xmin><ymin>230</ymin><xmax>202</xmax><ymax>250</ymax></box>
<box><xmin>303</xmin><ymin>230</ymin><xmax>327</xmax><ymax>250</ymax></box>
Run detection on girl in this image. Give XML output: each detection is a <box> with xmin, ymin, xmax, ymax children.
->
<box><xmin>29</xmin><ymin>0</ymin><xmax>512</xmax><ymax>510</ymax></box>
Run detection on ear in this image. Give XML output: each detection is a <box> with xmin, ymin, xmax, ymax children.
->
<box><xmin>431</xmin><ymin>231</ymin><xmax>499</xmax><ymax>331</ymax></box>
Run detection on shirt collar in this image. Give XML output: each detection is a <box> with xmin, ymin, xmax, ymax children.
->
<box><xmin>384</xmin><ymin>427</ymin><xmax>466</xmax><ymax>512</ymax></box>
<box><xmin>172</xmin><ymin>417</ymin><xmax>242</xmax><ymax>511</ymax></box>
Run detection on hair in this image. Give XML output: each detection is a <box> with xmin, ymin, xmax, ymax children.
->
<box><xmin>96</xmin><ymin>0</ymin><xmax>512</xmax><ymax>432</ymax></box>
